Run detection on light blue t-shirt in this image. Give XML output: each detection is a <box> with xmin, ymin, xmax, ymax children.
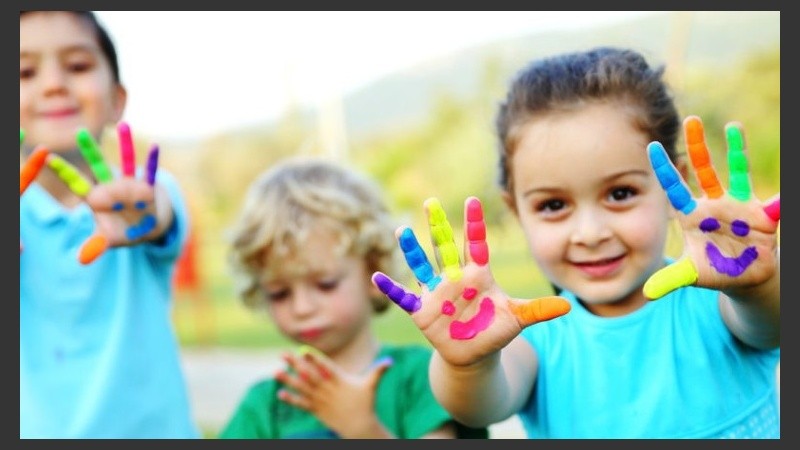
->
<box><xmin>20</xmin><ymin>169</ymin><xmax>199</xmax><ymax>438</ymax></box>
<box><xmin>519</xmin><ymin>285</ymin><xmax>780</xmax><ymax>438</ymax></box>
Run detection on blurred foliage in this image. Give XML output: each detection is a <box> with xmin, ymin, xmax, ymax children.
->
<box><xmin>171</xmin><ymin>44</ymin><xmax>779</xmax><ymax>349</ymax></box>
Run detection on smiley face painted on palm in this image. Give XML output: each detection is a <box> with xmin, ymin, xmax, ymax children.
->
<box><xmin>699</xmin><ymin>217</ymin><xmax>758</xmax><ymax>277</ymax></box>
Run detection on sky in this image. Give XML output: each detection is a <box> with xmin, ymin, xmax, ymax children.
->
<box><xmin>95</xmin><ymin>11</ymin><xmax>656</xmax><ymax>143</ymax></box>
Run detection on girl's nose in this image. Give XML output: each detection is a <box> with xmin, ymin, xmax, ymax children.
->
<box><xmin>569</xmin><ymin>207</ymin><xmax>613</xmax><ymax>248</ymax></box>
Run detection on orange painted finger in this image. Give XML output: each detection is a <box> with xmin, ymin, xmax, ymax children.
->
<box><xmin>78</xmin><ymin>234</ymin><xmax>109</xmax><ymax>265</ymax></box>
<box><xmin>509</xmin><ymin>296</ymin><xmax>571</xmax><ymax>327</ymax></box>
<box><xmin>20</xmin><ymin>146</ymin><xmax>49</xmax><ymax>194</ymax></box>
<box><xmin>684</xmin><ymin>116</ymin><xmax>723</xmax><ymax>198</ymax></box>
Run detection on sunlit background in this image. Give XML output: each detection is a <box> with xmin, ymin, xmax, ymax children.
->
<box><xmin>86</xmin><ymin>10</ymin><xmax>779</xmax><ymax>437</ymax></box>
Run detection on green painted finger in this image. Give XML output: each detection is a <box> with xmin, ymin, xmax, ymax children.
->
<box><xmin>47</xmin><ymin>154</ymin><xmax>92</xmax><ymax>197</ymax></box>
<box><xmin>725</xmin><ymin>124</ymin><xmax>751</xmax><ymax>201</ymax></box>
<box><xmin>643</xmin><ymin>258</ymin><xmax>698</xmax><ymax>299</ymax></box>
<box><xmin>76</xmin><ymin>128</ymin><xmax>114</xmax><ymax>183</ymax></box>
<box><xmin>20</xmin><ymin>128</ymin><xmax>24</xmax><ymax>145</ymax></box>
<box><xmin>425</xmin><ymin>198</ymin><xmax>462</xmax><ymax>282</ymax></box>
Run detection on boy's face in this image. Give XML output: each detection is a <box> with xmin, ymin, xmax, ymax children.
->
<box><xmin>20</xmin><ymin>12</ymin><xmax>126</xmax><ymax>152</ymax></box>
<box><xmin>260</xmin><ymin>228</ymin><xmax>377</xmax><ymax>356</ymax></box>
<box><xmin>507</xmin><ymin>102</ymin><xmax>673</xmax><ymax>316</ymax></box>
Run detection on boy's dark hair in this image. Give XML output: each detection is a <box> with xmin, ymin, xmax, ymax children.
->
<box><xmin>20</xmin><ymin>11</ymin><xmax>121</xmax><ymax>84</ymax></box>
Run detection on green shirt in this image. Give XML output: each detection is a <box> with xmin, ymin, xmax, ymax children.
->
<box><xmin>219</xmin><ymin>344</ymin><xmax>487</xmax><ymax>439</ymax></box>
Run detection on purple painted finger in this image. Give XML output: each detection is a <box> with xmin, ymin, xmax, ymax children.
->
<box><xmin>146</xmin><ymin>144</ymin><xmax>159</xmax><ymax>186</ymax></box>
<box><xmin>372</xmin><ymin>272</ymin><xmax>421</xmax><ymax>313</ymax></box>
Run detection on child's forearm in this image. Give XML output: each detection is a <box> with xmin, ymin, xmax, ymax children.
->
<box><xmin>429</xmin><ymin>343</ymin><xmax>530</xmax><ymax>428</ymax></box>
<box><xmin>721</xmin><ymin>247</ymin><xmax>780</xmax><ymax>349</ymax></box>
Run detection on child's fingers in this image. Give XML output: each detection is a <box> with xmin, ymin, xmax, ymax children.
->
<box><xmin>117</xmin><ymin>122</ymin><xmax>137</xmax><ymax>178</ymax></box>
<box><xmin>76</xmin><ymin>128</ymin><xmax>114</xmax><ymax>183</ymax></box>
<box><xmin>372</xmin><ymin>272</ymin><xmax>421</xmax><ymax>314</ymax></box>
<box><xmin>282</xmin><ymin>352</ymin><xmax>322</xmax><ymax>388</ymax></box>
<box><xmin>684</xmin><ymin>116</ymin><xmax>723</xmax><ymax>199</ymax></box>
<box><xmin>299</xmin><ymin>347</ymin><xmax>334</xmax><ymax>380</ymax></box>
<box><xmin>725</xmin><ymin>122</ymin><xmax>752</xmax><ymax>202</ymax></box>
<box><xmin>463</xmin><ymin>196</ymin><xmax>489</xmax><ymax>266</ymax></box>
<box><xmin>643</xmin><ymin>258</ymin><xmax>699</xmax><ymax>299</ymax></box>
<box><xmin>648</xmin><ymin>141</ymin><xmax>697</xmax><ymax>215</ymax></box>
<box><xmin>364</xmin><ymin>356</ymin><xmax>393</xmax><ymax>389</ymax></box>
<box><xmin>277</xmin><ymin>388</ymin><xmax>312</xmax><ymax>411</ymax></box>
<box><xmin>78</xmin><ymin>234</ymin><xmax>109</xmax><ymax>265</ymax></box>
<box><xmin>20</xmin><ymin>146</ymin><xmax>49</xmax><ymax>195</ymax></box>
<box><xmin>425</xmin><ymin>197</ymin><xmax>462</xmax><ymax>282</ymax></box>
<box><xmin>46</xmin><ymin>154</ymin><xmax>92</xmax><ymax>198</ymax></box>
<box><xmin>397</xmin><ymin>227</ymin><xmax>440</xmax><ymax>291</ymax></box>
<box><xmin>146</xmin><ymin>144</ymin><xmax>159</xmax><ymax>186</ymax></box>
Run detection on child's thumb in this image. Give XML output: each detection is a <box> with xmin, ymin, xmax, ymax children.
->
<box><xmin>509</xmin><ymin>296</ymin><xmax>571</xmax><ymax>328</ymax></box>
<box><xmin>365</xmin><ymin>356</ymin><xmax>393</xmax><ymax>387</ymax></box>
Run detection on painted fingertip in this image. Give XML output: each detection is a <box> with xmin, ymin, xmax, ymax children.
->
<box><xmin>146</xmin><ymin>144</ymin><xmax>159</xmax><ymax>186</ymax></box>
<box><xmin>372</xmin><ymin>356</ymin><xmax>394</xmax><ymax>368</ymax></box>
<box><xmin>78</xmin><ymin>235</ymin><xmax>109</xmax><ymax>264</ymax></box>
<box><xmin>298</xmin><ymin>345</ymin><xmax>321</xmax><ymax>357</ymax></box>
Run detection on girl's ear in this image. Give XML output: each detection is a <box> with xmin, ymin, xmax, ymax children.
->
<box><xmin>111</xmin><ymin>84</ymin><xmax>128</xmax><ymax>123</ymax></box>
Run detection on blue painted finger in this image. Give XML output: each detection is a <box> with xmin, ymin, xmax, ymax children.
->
<box><xmin>648</xmin><ymin>142</ymin><xmax>696</xmax><ymax>215</ymax></box>
<box><xmin>398</xmin><ymin>227</ymin><xmax>441</xmax><ymax>291</ymax></box>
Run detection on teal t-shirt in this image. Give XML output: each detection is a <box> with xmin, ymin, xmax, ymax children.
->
<box><xmin>20</xmin><ymin>169</ymin><xmax>199</xmax><ymax>438</ymax></box>
<box><xmin>519</xmin><ymin>285</ymin><xmax>780</xmax><ymax>438</ymax></box>
<box><xmin>220</xmin><ymin>344</ymin><xmax>488</xmax><ymax>439</ymax></box>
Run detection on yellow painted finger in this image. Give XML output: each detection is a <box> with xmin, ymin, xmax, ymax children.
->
<box><xmin>643</xmin><ymin>258</ymin><xmax>698</xmax><ymax>299</ymax></box>
<box><xmin>47</xmin><ymin>154</ymin><xmax>92</xmax><ymax>197</ymax></box>
<box><xmin>425</xmin><ymin>198</ymin><xmax>462</xmax><ymax>281</ymax></box>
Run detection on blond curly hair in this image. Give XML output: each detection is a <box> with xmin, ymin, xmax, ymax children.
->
<box><xmin>227</xmin><ymin>156</ymin><xmax>404</xmax><ymax>313</ymax></box>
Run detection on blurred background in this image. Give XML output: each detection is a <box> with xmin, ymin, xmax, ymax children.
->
<box><xmin>91</xmin><ymin>11</ymin><xmax>780</xmax><ymax>436</ymax></box>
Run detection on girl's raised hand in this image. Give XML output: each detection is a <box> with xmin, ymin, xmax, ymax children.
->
<box><xmin>645</xmin><ymin>115</ymin><xmax>780</xmax><ymax>298</ymax></box>
<box><xmin>45</xmin><ymin>122</ymin><xmax>162</xmax><ymax>264</ymax></box>
<box><xmin>372</xmin><ymin>196</ymin><xmax>570</xmax><ymax>367</ymax></box>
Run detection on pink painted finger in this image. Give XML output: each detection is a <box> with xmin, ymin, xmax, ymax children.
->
<box><xmin>117</xmin><ymin>121</ymin><xmax>136</xmax><ymax>177</ymax></box>
<box><xmin>763</xmin><ymin>194</ymin><xmax>780</xmax><ymax>222</ymax></box>
<box><xmin>146</xmin><ymin>144</ymin><xmax>159</xmax><ymax>186</ymax></box>
<box><xmin>465</xmin><ymin>196</ymin><xmax>489</xmax><ymax>265</ymax></box>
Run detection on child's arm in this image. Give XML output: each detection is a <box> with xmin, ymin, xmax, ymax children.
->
<box><xmin>645</xmin><ymin>116</ymin><xmax>780</xmax><ymax>349</ymax></box>
<box><xmin>372</xmin><ymin>197</ymin><xmax>570</xmax><ymax>427</ymax></box>
<box><xmin>45</xmin><ymin>122</ymin><xmax>176</xmax><ymax>264</ymax></box>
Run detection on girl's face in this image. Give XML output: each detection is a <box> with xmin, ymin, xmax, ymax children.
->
<box><xmin>20</xmin><ymin>12</ymin><xmax>126</xmax><ymax>152</ymax></box>
<box><xmin>507</xmin><ymin>102</ymin><xmax>674</xmax><ymax>316</ymax></box>
<box><xmin>260</xmin><ymin>228</ymin><xmax>377</xmax><ymax>356</ymax></box>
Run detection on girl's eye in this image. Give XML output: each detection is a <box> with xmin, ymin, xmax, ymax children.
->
<box><xmin>609</xmin><ymin>187</ymin><xmax>637</xmax><ymax>202</ymax></box>
<box><xmin>537</xmin><ymin>199</ymin><xmax>565</xmax><ymax>213</ymax></box>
